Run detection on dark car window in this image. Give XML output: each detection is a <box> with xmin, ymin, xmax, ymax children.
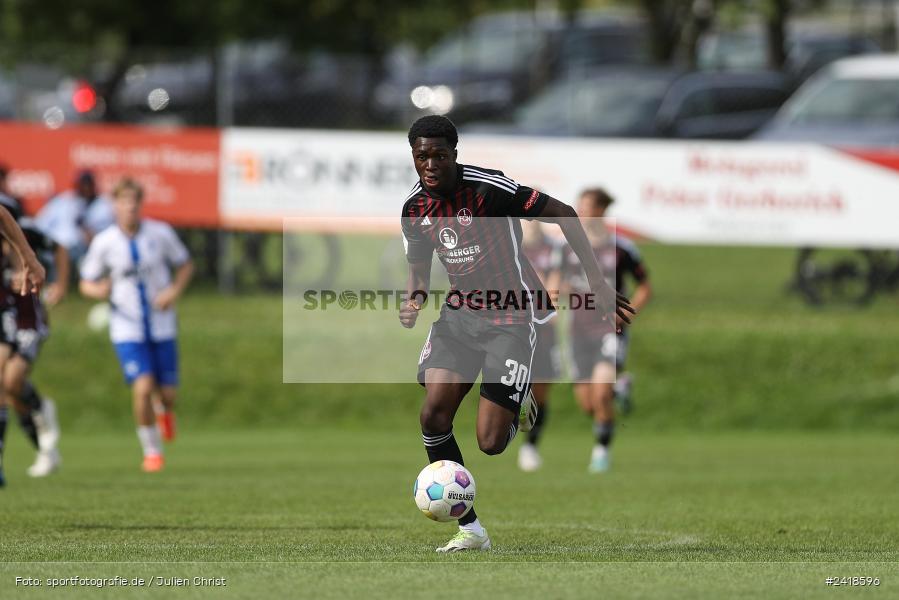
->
<box><xmin>788</xmin><ymin>78</ymin><xmax>899</xmax><ymax>123</ymax></box>
<box><xmin>677</xmin><ymin>83</ymin><xmax>786</xmax><ymax>119</ymax></box>
<box><xmin>425</xmin><ymin>27</ymin><xmax>543</xmax><ymax>71</ymax></box>
<box><xmin>558</xmin><ymin>29</ymin><xmax>651</xmax><ymax>67</ymax></box>
<box><xmin>517</xmin><ymin>72</ymin><xmax>671</xmax><ymax>134</ymax></box>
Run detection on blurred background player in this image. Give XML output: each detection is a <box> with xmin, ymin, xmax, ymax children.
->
<box><xmin>0</xmin><ymin>189</ymin><xmax>47</xmax><ymax>487</ymax></box>
<box><xmin>517</xmin><ymin>219</ymin><xmax>562</xmax><ymax>472</ymax></box>
<box><xmin>0</xmin><ymin>196</ymin><xmax>67</xmax><ymax>478</ymax></box>
<box><xmin>560</xmin><ymin>188</ymin><xmax>651</xmax><ymax>473</ymax></box>
<box><xmin>36</xmin><ymin>169</ymin><xmax>114</xmax><ymax>266</ymax></box>
<box><xmin>79</xmin><ymin>177</ymin><xmax>193</xmax><ymax>473</ymax></box>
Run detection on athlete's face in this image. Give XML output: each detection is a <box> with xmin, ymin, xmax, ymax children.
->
<box><xmin>577</xmin><ymin>194</ymin><xmax>607</xmax><ymax>218</ymax></box>
<box><xmin>114</xmin><ymin>189</ymin><xmax>142</xmax><ymax>230</ymax></box>
<box><xmin>412</xmin><ymin>137</ymin><xmax>457</xmax><ymax>195</ymax></box>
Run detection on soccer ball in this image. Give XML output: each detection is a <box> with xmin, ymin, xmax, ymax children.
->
<box><xmin>413</xmin><ymin>460</ymin><xmax>476</xmax><ymax>522</ymax></box>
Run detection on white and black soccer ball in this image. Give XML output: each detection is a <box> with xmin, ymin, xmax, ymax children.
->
<box><xmin>413</xmin><ymin>460</ymin><xmax>476</xmax><ymax>522</ymax></box>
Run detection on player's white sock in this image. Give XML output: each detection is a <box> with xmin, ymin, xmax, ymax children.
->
<box><xmin>136</xmin><ymin>425</ymin><xmax>163</xmax><ymax>457</ymax></box>
<box><xmin>460</xmin><ymin>518</ymin><xmax>485</xmax><ymax>537</ymax></box>
<box><xmin>591</xmin><ymin>444</ymin><xmax>608</xmax><ymax>460</ymax></box>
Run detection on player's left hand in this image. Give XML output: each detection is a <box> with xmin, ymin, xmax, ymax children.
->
<box><xmin>18</xmin><ymin>256</ymin><xmax>46</xmax><ymax>296</ymax></box>
<box><xmin>153</xmin><ymin>286</ymin><xmax>179</xmax><ymax>310</ymax></box>
<box><xmin>592</xmin><ymin>282</ymin><xmax>635</xmax><ymax>332</ymax></box>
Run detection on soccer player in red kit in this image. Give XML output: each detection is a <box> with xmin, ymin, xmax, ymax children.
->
<box><xmin>399</xmin><ymin>116</ymin><xmax>633</xmax><ymax>551</ymax></box>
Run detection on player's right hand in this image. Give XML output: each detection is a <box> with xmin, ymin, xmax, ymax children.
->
<box><xmin>399</xmin><ymin>300</ymin><xmax>420</xmax><ymax>329</ymax></box>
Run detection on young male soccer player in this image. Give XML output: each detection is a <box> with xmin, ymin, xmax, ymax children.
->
<box><xmin>399</xmin><ymin>116</ymin><xmax>633</xmax><ymax>551</ymax></box>
<box><xmin>0</xmin><ymin>193</ymin><xmax>46</xmax><ymax>487</ymax></box>
<box><xmin>79</xmin><ymin>178</ymin><xmax>193</xmax><ymax>472</ymax></box>
<box><xmin>561</xmin><ymin>188</ymin><xmax>651</xmax><ymax>473</ymax></box>
<box><xmin>0</xmin><ymin>197</ymin><xmax>67</xmax><ymax>478</ymax></box>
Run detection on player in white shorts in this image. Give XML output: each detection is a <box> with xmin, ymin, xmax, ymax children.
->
<box><xmin>79</xmin><ymin>178</ymin><xmax>193</xmax><ymax>473</ymax></box>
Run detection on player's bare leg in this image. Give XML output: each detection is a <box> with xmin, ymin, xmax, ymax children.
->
<box><xmin>4</xmin><ymin>356</ymin><xmax>59</xmax><ymax>477</ymax></box>
<box><xmin>573</xmin><ymin>382</ymin><xmax>592</xmax><ymax>415</ymax></box>
<box><xmin>0</xmin><ymin>345</ymin><xmax>8</xmax><ymax>488</ymax></box>
<box><xmin>588</xmin><ymin>362</ymin><xmax>616</xmax><ymax>473</ymax></box>
<box><xmin>155</xmin><ymin>386</ymin><xmax>177</xmax><ymax>442</ymax></box>
<box><xmin>133</xmin><ymin>374</ymin><xmax>164</xmax><ymax>472</ymax></box>
<box><xmin>420</xmin><ymin>369</ymin><xmax>490</xmax><ymax>552</ymax></box>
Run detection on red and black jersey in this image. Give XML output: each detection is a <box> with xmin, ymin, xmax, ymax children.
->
<box><xmin>401</xmin><ymin>163</ymin><xmax>555</xmax><ymax>325</ymax></box>
<box><xmin>561</xmin><ymin>234</ymin><xmax>648</xmax><ymax>337</ymax></box>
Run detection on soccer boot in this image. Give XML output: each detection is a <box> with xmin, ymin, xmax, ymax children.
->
<box><xmin>517</xmin><ymin>442</ymin><xmax>542</xmax><ymax>472</ymax></box>
<box><xmin>142</xmin><ymin>454</ymin><xmax>165</xmax><ymax>473</ymax></box>
<box><xmin>27</xmin><ymin>448</ymin><xmax>61</xmax><ymax>477</ymax></box>
<box><xmin>436</xmin><ymin>528</ymin><xmax>491</xmax><ymax>553</ymax></box>
<box><xmin>518</xmin><ymin>390</ymin><xmax>538</xmax><ymax>433</ymax></box>
<box><xmin>588</xmin><ymin>446</ymin><xmax>610</xmax><ymax>473</ymax></box>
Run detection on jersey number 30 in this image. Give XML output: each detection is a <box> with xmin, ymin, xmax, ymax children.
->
<box><xmin>500</xmin><ymin>359</ymin><xmax>529</xmax><ymax>391</ymax></box>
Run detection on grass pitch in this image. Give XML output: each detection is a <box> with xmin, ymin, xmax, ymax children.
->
<box><xmin>0</xmin><ymin>428</ymin><xmax>897</xmax><ymax>598</ymax></box>
<box><xmin>1</xmin><ymin>242</ymin><xmax>896</xmax><ymax>598</ymax></box>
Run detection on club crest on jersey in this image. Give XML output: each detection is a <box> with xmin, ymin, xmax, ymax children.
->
<box><xmin>457</xmin><ymin>208</ymin><xmax>472</xmax><ymax>227</ymax></box>
<box><xmin>439</xmin><ymin>228</ymin><xmax>458</xmax><ymax>249</ymax></box>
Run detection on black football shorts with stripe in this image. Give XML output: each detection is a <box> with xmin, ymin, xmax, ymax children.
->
<box><xmin>417</xmin><ymin>306</ymin><xmax>536</xmax><ymax>413</ymax></box>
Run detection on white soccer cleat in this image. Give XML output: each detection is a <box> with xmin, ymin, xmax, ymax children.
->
<box><xmin>518</xmin><ymin>390</ymin><xmax>538</xmax><ymax>433</ymax></box>
<box><xmin>517</xmin><ymin>442</ymin><xmax>542</xmax><ymax>472</ymax></box>
<box><xmin>27</xmin><ymin>448</ymin><xmax>61</xmax><ymax>478</ymax></box>
<box><xmin>588</xmin><ymin>445</ymin><xmax>610</xmax><ymax>474</ymax></box>
<box><xmin>436</xmin><ymin>528</ymin><xmax>491</xmax><ymax>553</ymax></box>
<box><xmin>33</xmin><ymin>398</ymin><xmax>61</xmax><ymax>452</ymax></box>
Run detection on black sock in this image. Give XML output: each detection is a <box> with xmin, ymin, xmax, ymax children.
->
<box><xmin>0</xmin><ymin>405</ymin><xmax>7</xmax><ymax>470</ymax></box>
<box><xmin>594</xmin><ymin>421</ymin><xmax>614</xmax><ymax>448</ymax></box>
<box><xmin>21</xmin><ymin>381</ymin><xmax>42</xmax><ymax>413</ymax></box>
<box><xmin>17</xmin><ymin>411</ymin><xmax>39</xmax><ymax>450</ymax></box>
<box><xmin>527</xmin><ymin>404</ymin><xmax>547</xmax><ymax>446</ymax></box>
<box><xmin>422</xmin><ymin>428</ymin><xmax>478</xmax><ymax>526</ymax></box>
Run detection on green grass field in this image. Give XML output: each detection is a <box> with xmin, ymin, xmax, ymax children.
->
<box><xmin>1</xmin><ymin>429</ymin><xmax>897</xmax><ymax>598</ymax></box>
<box><xmin>0</xmin><ymin>242</ymin><xmax>897</xmax><ymax>598</ymax></box>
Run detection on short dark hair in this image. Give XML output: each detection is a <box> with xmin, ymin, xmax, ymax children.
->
<box><xmin>408</xmin><ymin>115</ymin><xmax>458</xmax><ymax>148</ymax></box>
<box><xmin>580</xmin><ymin>187</ymin><xmax>614</xmax><ymax>209</ymax></box>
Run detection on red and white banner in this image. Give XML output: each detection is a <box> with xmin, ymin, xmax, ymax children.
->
<box><xmin>221</xmin><ymin>129</ymin><xmax>899</xmax><ymax>248</ymax></box>
<box><xmin>2</xmin><ymin>123</ymin><xmax>898</xmax><ymax>247</ymax></box>
<box><xmin>0</xmin><ymin>122</ymin><xmax>220</xmax><ymax>227</ymax></box>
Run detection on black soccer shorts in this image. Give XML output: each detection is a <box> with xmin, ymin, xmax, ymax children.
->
<box><xmin>570</xmin><ymin>330</ymin><xmax>630</xmax><ymax>382</ymax></box>
<box><xmin>417</xmin><ymin>306</ymin><xmax>536</xmax><ymax>413</ymax></box>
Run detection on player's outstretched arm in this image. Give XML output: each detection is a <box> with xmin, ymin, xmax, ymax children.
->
<box><xmin>0</xmin><ymin>205</ymin><xmax>45</xmax><ymax>294</ymax></box>
<box><xmin>399</xmin><ymin>259</ymin><xmax>431</xmax><ymax>329</ymax></box>
<box><xmin>79</xmin><ymin>278</ymin><xmax>111</xmax><ymax>300</ymax></box>
<box><xmin>535</xmin><ymin>197</ymin><xmax>635</xmax><ymax>326</ymax></box>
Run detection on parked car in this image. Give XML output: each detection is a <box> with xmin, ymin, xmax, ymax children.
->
<box><xmin>468</xmin><ymin>68</ymin><xmax>789</xmax><ymax>139</ymax></box>
<box><xmin>374</xmin><ymin>10</ymin><xmax>649</xmax><ymax>124</ymax></box>
<box><xmin>110</xmin><ymin>42</ymin><xmax>372</xmax><ymax>128</ymax></box>
<box><xmin>698</xmin><ymin>25</ymin><xmax>880</xmax><ymax>84</ymax></box>
<box><xmin>754</xmin><ymin>54</ymin><xmax>899</xmax><ymax>147</ymax></box>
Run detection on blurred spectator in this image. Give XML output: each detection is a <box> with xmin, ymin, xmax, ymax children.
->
<box><xmin>35</xmin><ymin>170</ymin><xmax>114</xmax><ymax>262</ymax></box>
<box><xmin>0</xmin><ymin>164</ymin><xmax>23</xmax><ymax>207</ymax></box>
